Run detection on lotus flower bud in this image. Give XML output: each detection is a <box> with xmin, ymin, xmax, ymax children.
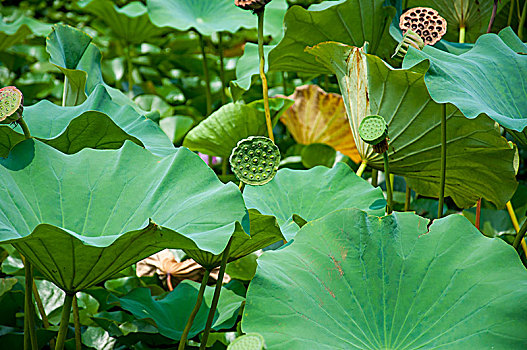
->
<box><xmin>234</xmin><ymin>0</ymin><xmax>273</xmax><ymax>11</ymax></box>
<box><xmin>0</xmin><ymin>86</ymin><xmax>23</xmax><ymax>125</ymax></box>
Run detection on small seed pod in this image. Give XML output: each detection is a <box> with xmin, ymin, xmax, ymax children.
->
<box><xmin>229</xmin><ymin>136</ymin><xmax>280</xmax><ymax>185</ymax></box>
<box><xmin>0</xmin><ymin>86</ymin><xmax>23</xmax><ymax>125</ymax></box>
<box><xmin>234</xmin><ymin>0</ymin><xmax>272</xmax><ymax>11</ymax></box>
<box><xmin>359</xmin><ymin>115</ymin><xmax>389</xmax><ymax>154</ymax></box>
<box><xmin>399</xmin><ymin>7</ymin><xmax>447</xmax><ymax>46</ymax></box>
<box><xmin>227</xmin><ymin>333</ymin><xmax>265</xmax><ymax>350</ymax></box>
<box><xmin>392</xmin><ymin>29</ymin><xmax>425</xmax><ymax>58</ymax></box>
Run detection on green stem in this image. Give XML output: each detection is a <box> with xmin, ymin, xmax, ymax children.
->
<box><xmin>513</xmin><ymin>218</ymin><xmax>527</xmax><ymax>251</ymax></box>
<box><xmin>55</xmin><ymin>293</ymin><xmax>74</xmax><ymax>350</ymax></box>
<box><xmin>487</xmin><ymin>0</ymin><xmax>498</xmax><ymax>33</ymax></box>
<box><xmin>256</xmin><ymin>9</ymin><xmax>274</xmax><ymax>142</ymax></box>
<box><xmin>239</xmin><ymin>181</ymin><xmax>245</xmax><ymax>192</ymax></box>
<box><xmin>459</xmin><ymin>25</ymin><xmax>466</xmax><ymax>43</ymax></box>
<box><xmin>383</xmin><ymin>152</ymin><xmax>393</xmax><ymax>214</ymax></box>
<box><xmin>438</xmin><ymin>104</ymin><xmax>447</xmax><ymax>219</ymax></box>
<box><xmin>126</xmin><ymin>44</ymin><xmax>134</xmax><ymax>98</ymax></box>
<box><xmin>61</xmin><ymin>77</ymin><xmax>68</xmax><ymax>107</ymax></box>
<box><xmin>199</xmin><ymin>239</ymin><xmax>233</xmax><ymax>350</ymax></box>
<box><xmin>356</xmin><ymin>161</ymin><xmax>367</xmax><ymax>177</ymax></box>
<box><xmin>33</xmin><ymin>281</ymin><xmax>55</xmax><ymax>349</ymax></box>
<box><xmin>18</xmin><ymin>117</ymin><xmax>31</xmax><ymax>139</ymax></box>
<box><xmin>519</xmin><ymin>0</ymin><xmax>527</xmax><ymax>40</ymax></box>
<box><xmin>371</xmin><ymin>168</ymin><xmax>378</xmax><ymax>187</ymax></box>
<box><xmin>281</xmin><ymin>71</ymin><xmax>288</xmax><ymax>95</ymax></box>
<box><xmin>178</xmin><ymin>270</ymin><xmax>211</xmax><ymax>350</ymax></box>
<box><xmin>218</xmin><ymin>33</ymin><xmax>227</xmax><ymax>105</ymax></box>
<box><xmin>324</xmin><ymin>74</ymin><xmax>329</xmax><ymax>91</ymax></box>
<box><xmin>508</xmin><ymin>0</ymin><xmax>515</xmax><ymax>27</ymax></box>
<box><xmin>198</xmin><ymin>32</ymin><xmax>213</xmax><ymax>116</ymax></box>
<box><xmin>72</xmin><ymin>295</ymin><xmax>81</xmax><ymax>350</ymax></box>
<box><xmin>404</xmin><ymin>183</ymin><xmax>411</xmax><ymax>211</ymax></box>
<box><xmin>24</xmin><ymin>259</ymin><xmax>38</xmax><ymax>350</ymax></box>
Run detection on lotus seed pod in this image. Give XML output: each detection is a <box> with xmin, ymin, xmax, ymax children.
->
<box><xmin>0</xmin><ymin>86</ymin><xmax>23</xmax><ymax>124</ymax></box>
<box><xmin>359</xmin><ymin>115</ymin><xmax>389</xmax><ymax>154</ymax></box>
<box><xmin>227</xmin><ymin>333</ymin><xmax>265</xmax><ymax>350</ymax></box>
<box><xmin>392</xmin><ymin>29</ymin><xmax>425</xmax><ymax>58</ymax></box>
<box><xmin>234</xmin><ymin>0</ymin><xmax>272</xmax><ymax>11</ymax></box>
<box><xmin>399</xmin><ymin>7</ymin><xmax>447</xmax><ymax>46</ymax></box>
<box><xmin>229</xmin><ymin>136</ymin><xmax>280</xmax><ymax>185</ymax></box>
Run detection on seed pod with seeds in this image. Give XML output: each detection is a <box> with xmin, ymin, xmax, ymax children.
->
<box><xmin>229</xmin><ymin>136</ymin><xmax>280</xmax><ymax>185</ymax></box>
<box><xmin>234</xmin><ymin>0</ymin><xmax>272</xmax><ymax>11</ymax></box>
<box><xmin>392</xmin><ymin>29</ymin><xmax>425</xmax><ymax>59</ymax></box>
<box><xmin>0</xmin><ymin>86</ymin><xmax>24</xmax><ymax>125</ymax></box>
<box><xmin>359</xmin><ymin>115</ymin><xmax>388</xmax><ymax>154</ymax></box>
<box><xmin>399</xmin><ymin>7</ymin><xmax>447</xmax><ymax>46</ymax></box>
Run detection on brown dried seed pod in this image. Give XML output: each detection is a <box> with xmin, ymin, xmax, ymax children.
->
<box><xmin>234</xmin><ymin>0</ymin><xmax>272</xmax><ymax>11</ymax></box>
<box><xmin>399</xmin><ymin>7</ymin><xmax>447</xmax><ymax>46</ymax></box>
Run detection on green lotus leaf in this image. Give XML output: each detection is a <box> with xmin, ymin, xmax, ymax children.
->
<box><xmin>268</xmin><ymin>0</ymin><xmax>396</xmax><ymax>75</ymax></box>
<box><xmin>243</xmin><ymin>163</ymin><xmax>386</xmax><ymax>240</ymax></box>
<box><xmin>77</xmin><ymin>0</ymin><xmax>169</xmax><ymax>43</ymax></box>
<box><xmin>146</xmin><ymin>0</ymin><xmax>254</xmax><ymax>36</ymax></box>
<box><xmin>186</xmin><ymin>209</ymin><xmax>284</xmax><ymax>269</ymax></box>
<box><xmin>403</xmin><ymin>29</ymin><xmax>527</xmax><ymax>145</ymax></box>
<box><xmin>0</xmin><ymin>85</ymin><xmax>175</xmax><ymax>157</ymax></box>
<box><xmin>406</xmin><ymin>0</ymin><xmax>509</xmax><ymax>43</ymax></box>
<box><xmin>46</xmin><ymin>24</ymin><xmax>150</xmax><ymax>115</ymax></box>
<box><xmin>110</xmin><ymin>281</ymin><xmax>245</xmax><ymax>340</ymax></box>
<box><xmin>0</xmin><ymin>15</ymin><xmax>51</xmax><ymax>51</ymax></box>
<box><xmin>183</xmin><ymin>98</ymin><xmax>293</xmax><ymax>159</ymax></box>
<box><xmin>160</xmin><ymin>116</ymin><xmax>194</xmax><ymax>144</ymax></box>
<box><xmin>0</xmin><ymin>139</ymin><xmax>248</xmax><ymax>293</ymax></box>
<box><xmin>230</xmin><ymin>43</ymin><xmax>275</xmax><ymax>101</ymax></box>
<box><xmin>243</xmin><ymin>209</ymin><xmax>527</xmax><ymax>349</ymax></box>
<box><xmin>307</xmin><ymin>42</ymin><xmax>517</xmax><ymax>208</ymax></box>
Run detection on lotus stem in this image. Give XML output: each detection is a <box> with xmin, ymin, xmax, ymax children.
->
<box><xmin>438</xmin><ymin>103</ymin><xmax>447</xmax><ymax>219</ymax></box>
<box><xmin>178</xmin><ymin>270</ymin><xmax>211</xmax><ymax>350</ymax></box>
<box><xmin>55</xmin><ymin>293</ymin><xmax>74</xmax><ymax>350</ymax></box>
<box><xmin>508</xmin><ymin>0</ymin><xmax>515</xmax><ymax>26</ymax></box>
<box><xmin>167</xmin><ymin>273</ymin><xmax>174</xmax><ymax>291</ymax></box>
<box><xmin>487</xmin><ymin>0</ymin><xmax>499</xmax><ymax>33</ymax></box>
<box><xmin>239</xmin><ymin>181</ymin><xmax>245</xmax><ymax>192</ymax></box>
<box><xmin>198</xmin><ymin>32</ymin><xmax>213</xmax><ymax>116</ymax></box>
<box><xmin>257</xmin><ymin>9</ymin><xmax>274</xmax><ymax>142</ymax></box>
<box><xmin>72</xmin><ymin>295</ymin><xmax>81</xmax><ymax>350</ymax></box>
<box><xmin>356</xmin><ymin>161</ymin><xmax>367</xmax><ymax>177</ymax></box>
<box><xmin>383</xmin><ymin>152</ymin><xmax>393</xmax><ymax>214</ymax></box>
<box><xmin>33</xmin><ymin>281</ymin><xmax>55</xmax><ymax>349</ymax></box>
<box><xmin>459</xmin><ymin>25</ymin><xmax>466</xmax><ymax>43</ymax></box>
<box><xmin>199</xmin><ymin>238</ymin><xmax>233</xmax><ymax>350</ymax></box>
<box><xmin>506</xmin><ymin>201</ymin><xmax>527</xmax><ymax>256</ymax></box>
<box><xmin>23</xmin><ymin>259</ymin><xmax>38</xmax><ymax>350</ymax></box>
<box><xmin>475</xmin><ymin>198</ymin><xmax>482</xmax><ymax>230</ymax></box>
<box><xmin>126</xmin><ymin>44</ymin><xmax>134</xmax><ymax>98</ymax></box>
<box><xmin>218</xmin><ymin>32</ymin><xmax>227</xmax><ymax>104</ymax></box>
<box><xmin>405</xmin><ymin>183</ymin><xmax>411</xmax><ymax>211</ymax></box>
<box><xmin>282</xmin><ymin>71</ymin><xmax>288</xmax><ymax>94</ymax></box>
<box><xmin>513</xmin><ymin>218</ymin><xmax>527</xmax><ymax>251</ymax></box>
<box><xmin>19</xmin><ymin>118</ymin><xmax>31</xmax><ymax>139</ymax></box>
<box><xmin>371</xmin><ymin>168</ymin><xmax>378</xmax><ymax>187</ymax></box>
<box><xmin>519</xmin><ymin>0</ymin><xmax>527</xmax><ymax>40</ymax></box>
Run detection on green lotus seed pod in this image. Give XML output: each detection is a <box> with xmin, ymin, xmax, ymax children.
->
<box><xmin>0</xmin><ymin>86</ymin><xmax>23</xmax><ymax>124</ymax></box>
<box><xmin>227</xmin><ymin>333</ymin><xmax>266</xmax><ymax>350</ymax></box>
<box><xmin>229</xmin><ymin>136</ymin><xmax>280</xmax><ymax>185</ymax></box>
<box><xmin>359</xmin><ymin>115</ymin><xmax>388</xmax><ymax>145</ymax></box>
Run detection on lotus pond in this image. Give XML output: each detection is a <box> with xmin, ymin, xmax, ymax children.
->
<box><xmin>1</xmin><ymin>0</ymin><xmax>527</xmax><ymax>349</ymax></box>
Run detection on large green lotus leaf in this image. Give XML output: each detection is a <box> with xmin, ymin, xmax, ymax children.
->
<box><xmin>403</xmin><ymin>29</ymin><xmax>527</xmax><ymax>145</ymax></box>
<box><xmin>110</xmin><ymin>281</ymin><xmax>244</xmax><ymax>340</ymax></box>
<box><xmin>0</xmin><ymin>139</ymin><xmax>248</xmax><ymax>293</ymax></box>
<box><xmin>0</xmin><ymin>85</ymin><xmax>175</xmax><ymax>157</ymax></box>
<box><xmin>186</xmin><ymin>209</ymin><xmax>284</xmax><ymax>269</ymax></box>
<box><xmin>243</xmin><ymin>163</ymin><xmax>386</xmax><ymax>240</ymax></box>
<box><xmin>77</xmin><ymin>0</ymin><xmax>169</xmax><ymax>43</ymax></box>
<box><xmin>0</xmin><ymin>15</ymin><xmax>51</xmax><ymax>51</ymax></box>
<box><xmin>183</xmin><ymin>98</ymin><xmax>293</xmax><ymax>158</ymax></box>
<box><xmin>146</xmin><ymin>0</ymin><xmax>254</xmax><ymax>36</ymax></box>
<box><xmin>307</xmin><ymin>42</ymin><xmax>517</xmax><ymax>208</ymax></box>
<box><xmin>268</xmin><ymin>0</ymin><xmax>396</xmax><ymax>75</ymax></box>
<box><xmin>243</xmin><ymin>209</ymin><xmax>527</xmax><ymax>349</ymax></box>
<box><xmin>229</xmin><ymin>43</ymin><xmax>275</xmax><ymax>101</ymax></box>
<box><xmin>407</xmin><ymin>0</ymin><xmax>509</xmax><ymax>43</ymax></box>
